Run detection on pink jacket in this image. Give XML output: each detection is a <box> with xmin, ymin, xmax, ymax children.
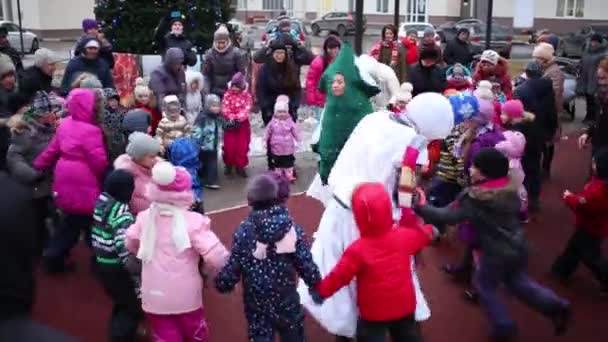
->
<box><xmin>305</xmin><ymin>56</ymin><xmax>326</xmax><ymax>107</ymax></box>
<box><xmin>222</xmin><ymin>84</ymin><xmax>252</xmax><ymax>122</ymax></box>
<box><xmin>34</xmin><ymin>89</ymin><xmax>108</xmax><ymax>215</ymax></box>
<box><xmin>264</xmin><ymin>117</ymin><xmax>300</xmax><ymax>156</ymax></box>
<box><xmin>125</xmin><ymin>185</ymin><xmax>229</xmax><ymax>315</ymax></box>
<box><xmin>114</xmin><ymin>154</ymin><xmax>158</xmax><ymax>215</ymax></box>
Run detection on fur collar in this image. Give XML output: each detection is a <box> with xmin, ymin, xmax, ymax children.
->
<box><xmin>468</xmin><ymin>176</ymin><xmax>518</xmax><ymax>201</ymax></box>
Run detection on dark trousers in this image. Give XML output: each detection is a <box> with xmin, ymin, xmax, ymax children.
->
<box><xmin>585</xmin><ymin>94</ymin><xmax>598</xmax><ymax>121</ymax></box>
<box><xmin>552</xmin><ymin>229</ymin><xmax>608</xmax><ymax>284</ymax></box>
<box><xmin>356</xmin><ymin>315</ymin><xmax>420</xmax><ymax>342</ymax></box>
<box><xmin>542</xmin><ymin>143</ymin><xmax>555</xmax><ymax>176</ymax></box>
<box><xmin>0</xmin><ymin>318</ymin><xmax>76</xmax><ymax>342</ymax></box>
<box><xmin>31</xmin><ymin>196</ymin><xmax>52</xmax><ymax>257</ymax></box>
<box><xmin>45</xmin><ymin>214</ymin><xmax>92</xmax><ymax>266</ymax></box>
<box><xmin>522</xmin><ymin>151</ymin><xmax>542</xmax><ymax>208</ymax></box>
<box><xmin>96</xmin><ymin>264</ymin><xmax>143</xmax><ymax>342</ymax></box>
<box><xmin>199</xmin><ymin>150</ymin><xmax>218</xmax><ymax>185</ymax></box>
<box><xmin>475</xmin><ymin>255</ymin><xmax>566</xmax><ymax>335</ymax></box>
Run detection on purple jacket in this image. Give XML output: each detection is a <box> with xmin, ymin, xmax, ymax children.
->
<box><xmin>34</xmin><ymin>89</ymin><xmax>108</xmax><ymax>215</ymax></box>
<box><xmin>264</xmin><ymin>117</ymin><xmax>300</xmax><ymax>156</ymax></box>
<box><xmin>465</xmin><ymin>127</ymin><xmax>505</xmax><ymax>171</ymax></box>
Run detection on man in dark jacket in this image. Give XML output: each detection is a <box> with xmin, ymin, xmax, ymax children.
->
<box><xmin>0</xmin><ymin>27</ymin><xmax>23</xmax><ymax>73</ymax></box>
<box><xmin>577</xmin><ymin>34</ymin><xmax>608</xmax><ymax>122</ymax></box>
<box><xmin>19</xmin><ymin>48</ymin><xmax>62</xmax><ymax>102</ymax></box>
<box><xmin>159</xmin><ymin>18</ymin><xmax>197</xmax><ymax>67</ymax></box>
<box><xmin>149</xmin><ymin>47</ymin><xmax>186</xmax><ymax>108</ymax></box>
<box><xmin>60</xmin><ymin>37</ymin><xmax>114</xmax><ymax>94</ymax></box>
<box><xmin>444</xmin><ymin>27</ymin><xmax>473</xmax><ymax>67</ymax></box>
<box><xmin>415</xmin><ymin>148</ymin><xmax>571</xmax><ymax>341</ymax></box>
<box><xmin>407</xmin><ymin>47</ymin><xmax>447</xmax><ymax>96</ymax></box>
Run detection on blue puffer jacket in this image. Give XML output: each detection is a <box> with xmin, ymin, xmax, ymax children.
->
<box><xmin>166</xmin><ymin>137</ymin><xmax>202</xmax><ymax>202</ymax></box>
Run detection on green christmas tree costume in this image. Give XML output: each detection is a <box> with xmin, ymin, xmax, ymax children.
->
<box><xmin>317</xmin><ymin>43</ymin><xmax>380</xmax><ymax>184</ymax></box>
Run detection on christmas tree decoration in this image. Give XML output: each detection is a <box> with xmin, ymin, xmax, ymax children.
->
<box><xmin>95</xmin><ymin>0</ymin><xmax>235</xmax><ymax>54</ymax></box>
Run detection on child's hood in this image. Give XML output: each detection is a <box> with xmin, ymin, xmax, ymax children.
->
<box><xmin>249</xmin><ymin>205</ymin><xmax>293</xmax><ymax>244</ymax></box>
<box><xmin>167</xmin><ymin>137</ymin><xmax>199</xmax><ymax>169</ymax></box>
<box><xmin>351</xmin><ymin>183</ymin><xmax>394</xmax><ymax>237</ymax></box>
<box><xmin>186</xmin><ymin>70</ymin><xmax>205</xmax><ymax>93</ymax></box>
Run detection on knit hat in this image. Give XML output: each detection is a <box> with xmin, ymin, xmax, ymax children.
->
<box><xmin>476</xmin><ymin>99</ymin><xmax>495</xmax><ymax>125</ymax></box>
<box><xmin>34</xmin><ymin>48</ymin><xmax>63</xmax><ymax>68</ymax></box>
<box><xmin>163</xmin><ymin>94</ymin><xmax>181</xmax><ymax>112</ymax></box>
<box><xmin>423</xmin><ymin>27</ymin><xmax>435</xmax><ymax>38</ymax></box>
<box><xmin>270</xmin><ymin>39</ymin><xmax>286</xmax><ymax>52</ymax></box>
<box><xmin>134</xmin><ymin>77</ymin><xmax>151</xmax><ymax>98</ymax></box>
<box><xmin>495</xmin><ymin>130</ymin><xmax>526</xmax><ymax>160</ymax></box>
<box><xmin>126</xmin><ymin>132</ymin><xmax>161</xmax><ymax>160</ymax></box>
<box><xmin>590</xmin><ymin>33</ymin><xmax>604</xmax><ymax>44</ymax></box>
<box><xmin>82</xmin><ymin>18</ymin><xmax>98</xmax><ymax>32</ymax></box>
<box><xmin>0</xmin><ymin>54</ymin><xmax>15</xmax><ymax>77</ymax></box>
<box><xmin>472</xmin><ymin>148</ymin><xmax>509</xmax><ymax>180</ymax></box>
<box><xmin>152</xmin><ymin>161</ymin><xmax>192</xmax><ymax>192</ymax></box>
<box><xmin>80</xmin><ymin>76</ymin><xmax>102</xmax><ymax>89</ymax></box>
<box><xmin>406</xmin><ymin>28</ymin><xmax>417</xmax><ymax>36</ymax></box>
<box><xmin>525</xmin><ymin>61</ymin><xmax>544</xmax><ymax>79</ymax></box>
<box><xmin>123</xmin><ymin>109</ymin><xmax>151</xmax><ymax>135</ymax></box>
<box><xmin>449</xmin><ymin>93</ymin><xmax>480</xmax><ymax>125</ymax></box>
<box><xmin>247</xmin><ymin>173</ymin><xmax>279</xmax><ymax>208</ymax></box>
<box><xmin>104</xmin><ymin>169</ymin><xmax>135</xmax><ymax>204</ymax></box>
<box><xmin>395</xmin><ymin>82</ymin><xmax>414</xmax><ymax>103</ymax></box>
<box><xmin>84</xmin><ymin>39</ymin><xmax>100</xmax><ymax>49</ymax></box>
<box><xmin>204</xmin><ymin>94</ymin><xmax>221</xmax><ymax>111</ymax></box>
<box><xmin>267</xmin><ymin>171</ymin><xmax>290</xmax><ymax>204</ymax></box>
<box><xmin>274</xmin><ymin>94</ymin><xmax>289</xmax><ymax>112</ymax></box>
<box><xmin>593</xmin><ymin>147</ymin><xmax>608</xmax><ymax>179</ymax></box>
<box><xmin>230</xmin><ymin>72</ymin><xmax>246</xmax><ymax>90</ymax></box>
<box><xmin>501</xmin><ymin>100</ymin><xmax>524</xmax><ymax>121</ymax></box>
<box><xmin>278</xmin><ymin>17</ymin><xmax>292</xmax><ymax>31</ymax></box>
<box><xmin>405</xmin><ymin>92</ymin><xmax>454</xmax><ymax>141</ymax></box>
<box><xmin>214</xmin><ymin>24</ymin><xmax>230</xmax><ymax>41</ymax></box>
<box><xmin>23</xmin><ymin>91</ymin><xmax>64</xmax><ymax>124</ymax></box>
<box><xmin>480</xmin><ymin>50</ymin><xmax>500</xmax><ymax>66</ymax></box>
<box><xmin>533</xmin><ymin>42</ymin><xmax>555</xmax><ymax>61</ymax></box>
<box><xmin>419</xmin><ymin>47</ymin><xmax>440</xmax><ymax>61</ymax></box>
<box><xmin>103</xmin><ymin>87</ymin><xmax>119</xmax><ymax>101</ymax></box>
<box><xmin>474</xmin><ymin>80</ymin><xmax>494</xmax><ymax>102</ymax></box>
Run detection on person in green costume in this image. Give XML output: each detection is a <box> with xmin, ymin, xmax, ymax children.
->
<box><xmin>316</xmin><ymin>42</ymin><xmax>380</xmax><ymax>185</ymax></box>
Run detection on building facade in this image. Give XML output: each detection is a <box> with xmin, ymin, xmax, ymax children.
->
<box><xmin>234</xmin><ymin>0</ymin><xmax>607</xmax><ymax>33</ymax></box>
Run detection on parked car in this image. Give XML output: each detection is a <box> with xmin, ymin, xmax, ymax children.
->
<box><xmin>261</xmin><ymin>19</ymin><xmax>312</xmax><ymax>50</ymax></box>
<box><xmin>0</xmin><ymin>21</ymin><xmax>38</xmax><ymax>54</ymax></box>
<box><xmin>311</xmin><ymin>12</ymin><xmax>366</xmax><ymax>36</ymax></box>
<box><xmin>436</xmin><ymin>19</ymin><xmax>504</xmax><ymax>43</ymax></box>
<box><xmin>558</xmin><ymin>24</ymin><xmax>608</xmax><ymax>58</ymax></box>
<box><xmin>398</xmin><ymin>22</ymin><xmax>441</xmax><ymax>45</ymax></box>
<box><xmin>458</xmin><ymin>23</ymin><xmax>512</xmax><ymax>58</ymax></box>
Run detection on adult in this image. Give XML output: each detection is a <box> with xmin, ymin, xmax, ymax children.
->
<box><xmin>418</xmin><ymin>27</ymin><xmax>443</xmax><ymax>65</ymax></box>
<box><xmin>299</xmin><ymin>93</ymin><xmax>454</xmax><ymax>339</ymax></box>
<box><xmin>369</xmin><ymin>24</ymin><xmax>409</xmax><ymax>83</ymax></box>
<box><xmin>19</xmin><ymin>48</ymin><xmax>62</xmax><ymax>102</ymax></box>
<box><xmin>256</xmin><ymin>40</ymin><xmax>302</xmax><ymax>125</ymax></box>
<box><xmin>61</xmin><ymin>38</ymin><xmax>114</xmax><ymax>94</ymax></box>
<box><xmin>0</xmin><ymin>54</ymin><xmax>16</xmax><ymax>172</ymax></box>
<box><xmin>579</xmin><ymin>57</ymin><xmax>608</xmax><ymax>154</ymax></box>
<box><xmin>472</xmin><ymin>49</ymin><xmax>512</xmax><ymax>100</ymax></box>
<box><xmin>202</xmin><ymin>24</ymin><xmax>246</xmax><ymax>98</ymax></box>
<box><xmin>305</xmin><ymin>35</ymin><xmax>341</xmax><ymax>119</ymax></box>
<box><xmin>0</xmin><ymin>27</ymin><xmax>23</xmax><ymax>72</ymax></box>
<box><xmin>149</xmin><ymin>47</ymin><xmax>186</xmax><ymax>108</ymax></box>
<box><xmin>159</xmin><ymin>17</ymin><xmax>197</xmax><ymax>67</ymax></box>
<box><xmin>577</xmin><ymin>34</ymin><xmax>608</xmax><ymax>123</ymax></box>
<box><xmin>514</xmin><ymin>61</ymin><xmax>558</xmax><ymax>213</ymax></box>
<box><xmin>444</xmin><ymin>27</ymin><xmax>473</xmax><ymax>67</ymax></box>
<box><xmin>73</xmin><ymin>18</ymin><xmax>114</xmax><ymax>69</ymax></box>
<box><xmin>407</xmin><ymin>46</ymin><xmax>447</xmax><ymax>96</ymax></box>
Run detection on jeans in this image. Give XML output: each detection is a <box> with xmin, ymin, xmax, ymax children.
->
<box><xmin>356</xmin><ymin>315</ymin><xmax>420</xmax><ymax>342</ymax></box>
<box><xmin>552</xmin><ymin>229</ymin><xmax>608</xmax><ymax>285</ymax></box>
<box><xmin>475</xmin><ymin>255</ymin><xmax>567</xmax><ymax>335</ymax></box>
<box><xmin>199</xmin><ymin>150</ymin><xmax>218</xmax><ymax>185</ymax></box>
<box><xmin>45</xmin><ymin>214</ymin><xmax>92</xmax><ymax>266</ymax></box>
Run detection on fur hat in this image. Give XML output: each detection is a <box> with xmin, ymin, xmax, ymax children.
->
<box><xmin>501</xmin><ymin>100</ymin><xmax>524</xmax><ymax>121</ymax></box>
<box><xmin>533</xmin><ymin>42</ymin><xmax>555</xmax><ymax>61</ymax></box>
<box><xmin>474</xmin><ymin>80</ymin><xmax>494</xmax><ymax>102</ymax></box>
<box><xmin>152</xmin><ymin>161</ymin><xmax>192</xmax><ymax>192</ymax></box>
<box><xmin>80</xmin><ymin>76</ymin><xmax>102</xmax><ymax>89</ymax></box>
<box><xmin>473</xmin><ymin>147</ymin><xmax>509</xmax><ymax>180</ymax></box>
<box><xmin>82</xmin><ymin>18</ymin><xmax>98</xmax><ymax>32</ymax></box>
<box><xmin>230</xmin><ymin>72</ymin><xmax>246</xmax><ymax>90</ymax></box>
<box><xmin>0</xmin><ymin>54</ymin><xmax>15</xmax><ymax>77</ymax></box>
<box><xmin>495</xmin><ymin>131</ymin><xmax>526</xmax><ymax>160</ymax></box>
<box><xmin>593</xmin><ymin>147</ymin><xmax>608</xmax><ymax>179</ymax></box>
<box><xmin>134</xmin><ymin>77</ymin><xmax>151</xmax><ymax>98</ymax></box>
<box><xmin>204</xmin><ymin>94</ymin><xmax>221</xmax><ymax>111</ymax></box>
<box><xmin>104</xmin><ymin>169</ymin><xmax>135</xmax><ymax>204</ymax></box>
<box><xmin>247</xmin><ymin>173</ymin><xmax>279</xmax><ymax>209</ymax></box>
<box><xmin>395</xmin><ymin>82</ymin><xmax>414</xmax><ymax>103</ymax></box>
<box><xmin>274</xmin><ymin>94</ymin><xmax>289</xmax><ymax>112</ymax></box>
<box><xmin>449</xmin><ymin>93</ymin><xmax>480</xmax><ymax>125</ymax></box>
<box><xmin>214</xmin><ymin>24</ymin><xmax>230</xmax><ymax>41</ymax></box>
<box><xmin>405</xmin><ymin>92</ymin><xmax>454</xmax><ymax>141</ymax></box>
<box><xmin>126</xmin><ymin>132</ymin><xmax>161</xmax><ymax>160</ymax></box>
<box><xmin>480</xmin><ymin>50</ymin><xmax>500</xmax><ymax>66</ymax></box>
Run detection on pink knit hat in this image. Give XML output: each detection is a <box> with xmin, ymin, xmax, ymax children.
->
<box><xmin>151</xmin><ymin>161</ymin><xmax>192</xmax><ymax>192</ymax></box>
<box><xmin>501</xmin><ymin>100</ymin><xmax>524</xmax><ymax>121</ymax></box>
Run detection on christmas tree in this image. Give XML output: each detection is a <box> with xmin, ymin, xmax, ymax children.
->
<box><xmin>95</xmin><ymin>0</ymin><xmax>235</xmax><ymax>54</ymax></box>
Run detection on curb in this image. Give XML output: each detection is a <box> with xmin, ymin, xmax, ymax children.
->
<box><xmin>205</xmin><ymin>192</ymin><xmax>307</xmax><ymax>215</ymax></box>
<box><xmin>41</xmin><ymin>37</ymin><xmax>78</xmax><ymax>43</ymax></box>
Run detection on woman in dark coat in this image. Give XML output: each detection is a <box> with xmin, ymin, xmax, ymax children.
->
<box><xmin>203</xmin><ymin>24</ymin><xmax>246</xmax><ymax>98</ymax></box>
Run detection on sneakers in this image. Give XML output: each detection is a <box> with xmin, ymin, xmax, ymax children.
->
<box><xmin>551</xmin><ymin>303</ymin><xmax>572</xmax><ymax>336</ymax></box>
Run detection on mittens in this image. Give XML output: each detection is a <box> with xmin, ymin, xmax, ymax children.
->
<box><xmin>309</xmin><ymin>287</ymin><xmax>325</xmax><ymax>305</ymax></box>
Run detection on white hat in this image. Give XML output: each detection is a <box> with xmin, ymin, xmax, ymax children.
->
<box><xmin>406</xmin><ymin>93</ymin><xmax>454</xmax><ymax>141</ymax></box>
<box><xmin>480</xmin><ymin>50</ymin><xmax>499</xmax><ymax>66</ymax></box>
<box><xmin>474</xmin><ymin>80</ymin><xmax>494</xmax><ymax>102</ymax></box>
<box><xmin>84</xmin><ymin>39</ymin><xmax>100</xmax><ymax>49</ymax></box>
<box><xmin>395</xmin><ymin>82</ymin><xmax>413</xmax><ymax>103</ymax></box>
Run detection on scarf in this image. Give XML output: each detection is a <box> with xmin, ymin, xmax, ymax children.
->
<box><xmin>137</xmin><ymin>203</ymin><xmax>191</xmax><ymax>263</ymax></box>
<box><xmin>370</xmin><ymin>40</ymin><xmax>399</xmax><ymax>65</ymax></box>
<box><xmin>213</xmin><ymin>39</ymin><xmax>232</xmax><ymax>54</ymax></box>
<box><xmin>252</xmin><ymin>225</ymin><xmax>297</xmax><ymax>260</ymax></box>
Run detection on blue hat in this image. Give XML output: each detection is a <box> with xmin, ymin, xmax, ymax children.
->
<box><xmin>449</xmin><ymin>93</ymin><xmax>480</xmax><ymax>125</ymax></box>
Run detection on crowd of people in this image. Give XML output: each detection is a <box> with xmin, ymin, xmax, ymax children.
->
<box><xmin>0</xmin><ymin>14</ymin><xmax>607</xmax><ymax>342</ymax></box>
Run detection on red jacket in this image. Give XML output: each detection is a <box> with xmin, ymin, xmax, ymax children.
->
<box><xmin>564</xmin><ymin>177</ymin><xmax>608</xmax><ymax>238</ymax></box>
<box><xmin>316</xmin><ymin>182</ymin><xmax>433</xmax><ymax>322</ymax></box>
<box><xmin>401</xmin><ymin>38</ymin><xmax>419</xmax><ymax>65</ymax></box>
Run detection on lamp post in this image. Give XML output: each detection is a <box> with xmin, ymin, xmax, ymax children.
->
<box><xmin>354</xmin><ymin>0</ymin><xmax>363</xmax><ymax>55</ymax></box>
<box><xmin>16</xmin><ymin>0</ymin><xmax>24</xmax><ymax>55</ymax></box>
<box><xmin>485</xmin><ymin>0</ymin><xmax>493</xmax><ymax>50</ymax></box>
<box><xmin>394</xmin><ymin>0</ymin><xmax>400</xmax><ymax>28</ymax></box>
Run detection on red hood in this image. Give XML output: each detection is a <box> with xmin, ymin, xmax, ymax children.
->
<box><xmin>352</xmin><ymin>183</ymin><xmax>394</xmax><ymax>237</ymax></box>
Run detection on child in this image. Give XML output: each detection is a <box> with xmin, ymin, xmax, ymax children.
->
<box><xmin>103</xmin><ymin>88</ymin><xmax>127</xmax><ymax>162</ymax></box>
<box><xmin>393</xmin><ymin>82</ymin><xmax>413</xmax><ymax>113</ymax></box>
<box><xmin>495</xmin><ymin>131</ymin><xmax>529</xmax><ymax>222</ymax></box>
<box><xmin>222</xmin><ymin>72</ymin><xmax>252</xmax><ymax>178</ymax></box>
<box><xmin>114</xmin><ymin>132</ymin><xmax>162</xmax><ymax>215</ymax></box>
<box><xmin>552</xmin><ymin>147</ymin><xmax>608</xmax><ymax>295</ymax></box>
<box><xmin>6</xmin><ymin>91</ymin><xmax>63</xmax><ymax>255</ymax></box>
<box><xmin>311</xmin><ymin>182</ymin><xmax>437</xmax><ymax>341</ymax></box>
<box><xmin>265</xmin><ymin>95</ymin><xmax>300</xmax><ymax>182</ymax></box>
<box><xmin>156</xmin><ymin>95</ymin><xmax>190</xmax><ymax>153</ymax></box>
<box><xmin>446</xmin><ymin>63</ymin><xmax>473</xmax><ymax>91</ymax></box>
<box><xmin>415</xmin><ymin>148</ymin><xmax>571</xmax><ymax>341</ymax></box>
<box><xmin>133</xmin><ymin>77</ymin><xmax>161</xmax><ymax>136</ymax></box>
<box><xmin>126</xmin><ymin>161</ymin><xmax>229</xmax><ymax>341</ymax></box>
<box><xmin>185</xmin><ymin>70</ymin><xmax>204</xmax><ymax>126</ymax></box>
<box><xmin>216</xmin><ymin>173</ymin><xmax>321</xmax><ymax>341</ymax></box>
<box><xmin>91</xmin><ymin>169</ymin><xmax>143</xmax><ymax>341</ymax></box>
<box><xmin>122</xmin><ymin>108</ymin><xmax>151</xmax><ymax>138</ymax></box>
<box><xmin>192</xmin><ymin>94</ymin><xmax>222</xmax><ymax>190</ymax></box>
<box><xmin>167</xmin><ymin>137</ymin><xmax>204</xmax><ymax>213</ymax></box>
<box><xmin>475</xmin><ymin>80</ymin><xmax>501</xmax><ymax>125</ymax></box>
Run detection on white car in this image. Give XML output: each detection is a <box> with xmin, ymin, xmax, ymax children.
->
<box><xmin>0</xmin><ymin>21</ymin><xmax>39</xmax><ymax>54</ymax></box>
<box><xmin>398</xmin><ymin>22</ymin><xmax>441</xmax><ymax>46</ymax></box>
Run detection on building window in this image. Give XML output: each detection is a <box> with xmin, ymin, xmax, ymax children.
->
<box><xmin>263</xmin><ymin>0</ymin><xmax>283</xmax><ymax>11</ymax></box>
<box><xmin>376</xmin><ymin>0</ymin><xmax>389</xmax><ymax>13</ymax></box>
<box><xmin>556</xmin><ymin>0</ymin><xmax>584</xmax><ymax>18</ymax></box>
